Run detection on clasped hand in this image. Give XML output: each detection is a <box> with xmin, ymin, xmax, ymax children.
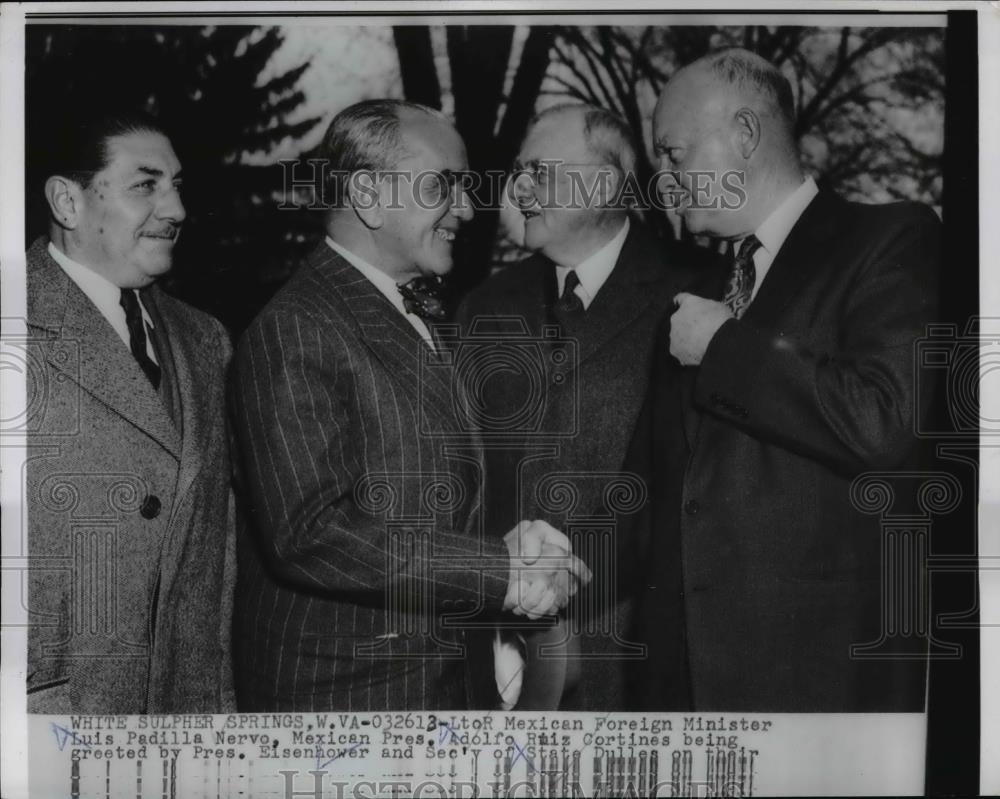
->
<box><xmin>669</xmin><ymin>292</ymin><xmax>732</xmax><ymax>366</ymax></box>
<box><xmin>502</xmin><ymin>520</ymin><xmax>592</xmax><ymax>619</ymax></box>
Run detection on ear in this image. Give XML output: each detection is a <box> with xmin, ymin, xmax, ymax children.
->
<box><xmin>347</xmin><ymin>170</ymin><xmax>384</xmax><ymax>230</ymax></box>
<box><xmin>45</xmin><ymin>175</ymin><xmax>85</xmax><ymax>230</ymax></box>
<box><xmin>733</xmin><ymin>107</ymin><xmax>761</xmax><ymax>160</ymax></box>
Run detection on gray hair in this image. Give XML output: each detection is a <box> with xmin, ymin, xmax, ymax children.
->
<box><xmin>319</xmin><ymin>99</ymin><xmax>449</xmax><ymax>207</ymax></box>
<box><xmin>531</xmin><ymin>103</ymin><xmax>639</xmax><ymax>177</ymax></box>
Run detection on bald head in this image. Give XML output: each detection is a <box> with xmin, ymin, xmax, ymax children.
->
<box><xmin>676</xmin><ymin>49</ymin><xmax>796</xmax><ymax>132</ymax></box>
<box><xmin>653</xmin><ymin>48</ymin><xmax>803</xmax><ymax>238</ymax></box>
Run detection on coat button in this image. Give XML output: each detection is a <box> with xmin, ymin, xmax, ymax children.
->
<box><xmin>139</xmin><ymin>495</ymin><xmax>162</xmax><ymax>520</ymax></box>
<box><xmin>684</xmin><ymin>499</ymin><xmax>700</xmax><ymax>515</ymax></box>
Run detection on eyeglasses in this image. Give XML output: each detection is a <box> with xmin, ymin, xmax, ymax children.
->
<box><xmin>511</xmin><ymin>159</ymin><xmax>616</xmax><ymax>188</ymax></box>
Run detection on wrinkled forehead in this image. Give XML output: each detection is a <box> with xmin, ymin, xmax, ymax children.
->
<box><xmin>518</xmin><ymin>112</ymin><xmax>592</xmax><ymax>164</ymax></box>
<box><xmin>101</xmin><ymin>131</ymin><xmax>182</xmax><ymax>178</ymax></box>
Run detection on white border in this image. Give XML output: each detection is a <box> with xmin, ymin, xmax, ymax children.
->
<box><xmin>0</xmin><ymin>3</ymin><xmax>993</xmax><ymax>797</ymax></box>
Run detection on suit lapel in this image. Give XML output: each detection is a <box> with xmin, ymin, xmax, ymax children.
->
<box><xmin>27</xmin><ymin>239</ymin><xmax>181</xmax><ymax>459</ymax></box>
<box><xmin>558</xmin><ymin>223</ymin><xmax>668</xmax><ymax>368</ymax></box>
<box><xmin>310</xmin><ymin>247</ymin><xmax>455</xmax><ymax>414</ymax></box>
<box><xmin>580</xmin><ymin>237</ymin><xmax>652</xmax><ymax>366</ymax></box>
<box><xmin>742</xmin><ymin>190</ymin><xmax>841</xmax><ymax>325</ymax></box>
<box><xmin>679</xmin><ymin>191</ymin><xmax>840</xmax><ymax>446</ymax></box>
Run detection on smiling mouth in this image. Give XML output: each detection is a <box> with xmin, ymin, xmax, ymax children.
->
<box><xmin>520</xmin><ymin>201</ymin><xmax>542</xmax><ymax>220</ymax></box>
<box><xmin>434</xmin><ymin>227</ymin><xmax>456</xmax><ymax>243</ymax></box>
<box><xmin>140</xmin><ymin>229</ymin><xmax>179</xmax><ymax>242</ymax></box>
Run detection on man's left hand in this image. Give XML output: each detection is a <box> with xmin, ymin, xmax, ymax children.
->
<box><xmin>669</xmin><ymin>292</ymin><xmax>733</xmax><ymax>366</ymax></box>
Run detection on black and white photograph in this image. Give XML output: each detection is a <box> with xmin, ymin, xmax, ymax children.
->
<box><xmin>0</xmin><ymin>2</ymin><xmax>993</xmax><ymax>796</ymax></box>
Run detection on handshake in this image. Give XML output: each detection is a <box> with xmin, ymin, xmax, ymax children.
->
<box><xmin>502</xmin><ymin>520</ymin><xmax>592</xmax><ymax>619</ymax></box>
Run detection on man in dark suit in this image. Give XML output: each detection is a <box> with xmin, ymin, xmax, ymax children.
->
<box><xmin>633</xmin><ymin>48</ymin><xmax>940</xmax><ymax>711</ymax></box>
<box><xmin>230</xmin><ymin>100</ymin><xmax>589</xmax><ymax>711</ymax></box>
<box><xmin>457</xmin><ymin>105</ymin><xmax>710</xmax><ymax>710</ymax></box>
<box><xmin>25</xmin><ymin>110</ymin><xmax>237</xmax><ymax>713</ymax></box>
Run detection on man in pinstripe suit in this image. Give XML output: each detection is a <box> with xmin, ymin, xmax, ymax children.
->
<box><xmin>230</xmin><ymin>100</ymin><xmax>590</xmax><ymax>711</ymax></box>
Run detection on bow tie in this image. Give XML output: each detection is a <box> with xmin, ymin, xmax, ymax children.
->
<box><xmin>397</xmin><ymin>275</ymin><xmax>448</xmax><ymax>321</ymax></box>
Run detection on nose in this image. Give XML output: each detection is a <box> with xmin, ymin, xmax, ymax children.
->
<box><xmin>157</xmin><ymin>184</ymin><xmax>186</xmax><ymax>224</ymax></box>
<box><xmin>509</xmin><ymin>172</ymin><xmax>536</xmax><ymax>208</ymax></box>
<box><xmin>450</xmin><ymin>183</ymin><xmax>473</xmax><ymax>222</ymax></box>
<box><xmin>656</xmin><ymin>166</ymin><xmax>683</xmax><ymax>206</ymax></box>
<box><xmin>658</xmin><ymin>156</ymin><xmax>679</xmax><ymax>180</ymax></box>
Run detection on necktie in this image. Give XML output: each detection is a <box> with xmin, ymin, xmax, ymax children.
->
<box><xmin>397</xmin><ymin>275</ymin><xmax>448</xmax><ymax>321</ymax></box>
<box><xmin>557</xmin><ymin>269</ymin><xmax>584</xmax><ymax>314</ymax></box>
<box><xmin>119</xmin><ymin>289</ymin><xmax>161</xmax><ymax>389</ymax></box>
<box><xmin>722</xmin><ymin>235</ymin><xmax>762</xmax><ymax>320</ymax></box>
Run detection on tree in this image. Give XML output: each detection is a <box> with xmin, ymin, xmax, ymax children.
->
<box><xmin>393</xmin><ymin>25</ymin><xmax>556</xmax><ymax>290</ymax></box>
<box><xmin>546</xmin><ymin>24</ymin><xmax>944</xmax><ymax>242</ymax></box>
<box><xmin>25</xmin><ymin>25</ymin><xmax>324</xmax><ymax>330</ymax></box>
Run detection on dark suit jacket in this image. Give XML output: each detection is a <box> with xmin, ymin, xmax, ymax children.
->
<box><xmin>25</xmin><ymin>236</ymin><xmax>237</xmax><ymax>713</ymax></box>
<box><xmin>457</xmin><ymin>220</ymin><xmax>711</xmax><ymax>710</ymax></box>
<box><xmin>632</xmin><ymin>190</ymin><xmax>941</xmax><ymax>711</ymax></box>
<box><xmin>230</xmin><ymin>243</ymin><xmax>510</xmax><ymax>711</ymax></box>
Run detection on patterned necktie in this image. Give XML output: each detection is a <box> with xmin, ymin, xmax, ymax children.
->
<box><xmin>397</xmin><ymin>275</ymin><xmax>448</xmax><ymax>321</ymax></box>
<box><xmin>723</xmin><ymin>235</ymin><xmax>762</xmax><ymax>319</ymax></box>
<box><xmin>557</xmin><ymin>269</ymin><xmax>584</xmax><ymax>314</ymax></box>
<box><xmin>119</xmin><ymin>288</ymin><xmax>161</xmax><ymax>389</ymax></box>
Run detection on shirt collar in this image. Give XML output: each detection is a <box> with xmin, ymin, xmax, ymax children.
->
<box><xmin>555</xmin><ymin>217</ymin><xmax>630</xmax><ymax>309</ymax></box>
<box><xmin>47</xmin><ymin>241</ymin><xmax>154</xmax><ymax>331</ymax></box>
<box><xmin>754</xmin><ymin>177</ymin><xmax>819</xmax><ymax>257</ymax></box>
<box><xmin>325</xmin><ymin>235</ymin><xmax>411</xmax><ymax>318</ymax></box>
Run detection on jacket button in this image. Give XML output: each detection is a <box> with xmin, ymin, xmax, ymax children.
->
<box><xmin>684</xmin><ymin>499</ymin><xmax>700</xmax><ymax>515</ymax></box>
<box><xmin>139</xmin><ymin>495</ymin><xmax>162</xmax><ymax>520</ymax></box>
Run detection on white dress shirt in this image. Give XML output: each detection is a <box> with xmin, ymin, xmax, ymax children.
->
<box><xmin>48</xmin><ymin>241</ymin><xmax>158</xmax><ymax>364</ymax></box>
<box><xmin>554</xmin><ymin>217</ymin><xmax>630</xmax><ymax>309</ymax></box>
<box><xmin>325</xmin><ymin>236</ymin><xmax>436</xmax><ymax>351</ymax></box>
<box><xmin>743</xmin><ymin>176</ymin><xmax>819</xmax><ymax>302</ymax></box>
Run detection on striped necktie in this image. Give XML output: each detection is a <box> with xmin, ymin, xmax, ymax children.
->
<box><xmin>119</xmin><ymin>288</ymin><xmax>161</xmax><ymax>389</ymax></box>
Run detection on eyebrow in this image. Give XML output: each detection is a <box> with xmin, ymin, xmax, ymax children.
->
<box><xmin>134</xmin><ymin>166</ymin><xmax>183</xmax><ymax>180</ymax></box>
<box><xmin>652</xmin><ymin>139</ymin><xmax>680</xmax><ymax>156</ymax></box>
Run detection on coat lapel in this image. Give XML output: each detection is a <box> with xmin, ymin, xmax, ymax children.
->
<box><xmin>308</xmin><ymin>246</ymin><xmax>455</xmax><ymax>414</ymax></box>
<box><xmin>678</xmin><ymin>191</ymin><xmax>840</xmax><ymax>446</ymax></box>
<box><xmin>570</xmin><ymin>222</ymin><xmax>665</xmax><ymax>367</ymax></box>
<box><xmin>26</xmin><ymin>239</ymin><xmax>181</xmax><ymax>459</ymax></box>
<box><xmin>144</xmin><ymin>288</ymin><xmax>215</xmax><ymax>513</ymax></box>
<box><xmin>742</xmin><ymin>190</ymin><xmax>841</xmax><ymax>325</ymax></box>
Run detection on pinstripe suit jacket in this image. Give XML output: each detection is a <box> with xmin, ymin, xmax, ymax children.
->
<box><xmin>231</xmin><ymin>242</ymin><xmax>510</xmax><ymax>711</ymax></box>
